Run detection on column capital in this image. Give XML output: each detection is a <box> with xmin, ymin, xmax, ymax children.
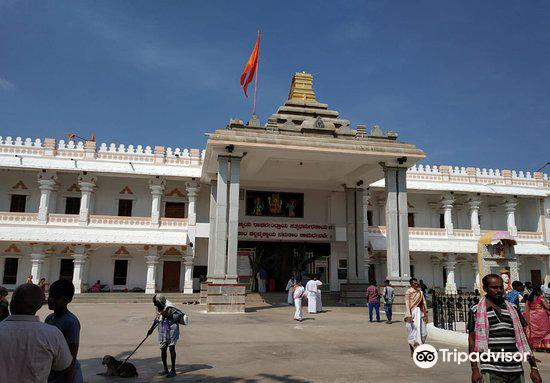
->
<box><xmin>468</xmin><ymin>196</ymin><xmax>482</xmax><ymax>210</ymax></box>
<box><xmin>503</xmin><ymin>198</ymin><xmax>518</xmax><ymax>213</ymax></box>
<box><xmin>149</xmin><ymin>177</ymin><xmax>166</xmax><ymax>195</ymax></box>
<box><xmin>146</xmin><ymin>245</ymin><xmax>161</xmax><ymax>258</ymax></box>
<box><xmin>361</xmin><ymin>188</ymin><xmax>371</xmax><ymax>204</ymax></box>
<box><xmin>185</xmin><ymin>180</ymin><xmax>200</xmax><ymax>196</ymax></box>
<box><xmin>78</xmin><ymin>173</ymin><xmax>97</xmax><ymax>192</ymax></box>
<box><xmin>441</xmin><ymin>193</ymin><xmax>455</xmax><ymax>208</ymax></box>
<box><xmin>428</xmin><ymin>201</ymin><xmax>440</xmax><ymax>211</ymax></box>
<box><xmin>37</xmin><ymin>171</ymin><xmax>58</xmax><ymax>190</ymax></box>
<box><xmin>183</xmin><ymin>256</ymin><xmax>194</xmax><ymax>266</ymax></box>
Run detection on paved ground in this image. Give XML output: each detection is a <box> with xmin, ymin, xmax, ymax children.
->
<box><xmin>36</xmin><ymin>300</ymin><xmax>550</xmax><ymax>383</ymax></box>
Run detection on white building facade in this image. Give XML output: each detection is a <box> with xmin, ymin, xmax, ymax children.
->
<box><xmin>0</xmin><ymin>73</ymin><xmax>549</xmax><ymax>307</ymax></box>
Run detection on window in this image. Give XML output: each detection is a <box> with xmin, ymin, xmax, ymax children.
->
<box><xmin>368</xmin><ymin>264</ymin><xmax>376</xmax><ymax>283</ymax></box>
<box><xmin>118</xmin><ymin>199</ymin><xmax>133</xmax><ymax>217</ymax></box>
<box><xmin>9</xmin><ymin>194</ymin><xmax>26</xmax><ymax>212</ymax></box>
<box><xmin>408</xmin><ymin>213</ymin><xmax>415</xmax><ymax>227</ymax></box>
<box><xmin>59</xmin><ymin>259</ymin><xmax>74</xmax><ymax>281</ymax></box>
<box><xmin>113</xmin><ymin>260</ymin><xmax>128</xmax><ymax>286</ymax></box>
<box><xmin>367</xmin><ymin>211</ymin><xmax>373</xmax><ymax>226</ymax></box>
<box><xmin>2</xmin><ymin>258</ymin><xmax>18</xmax><ymax>284</ymax></box>
<box><xmin>65</xmin><ymin>197</ymin><xmax>81</xmax><ymax>215</ymax></box>
<box><xmin>165</xmin><ymin>202</ymin><xmax>186</xmax><ymax>218</ymax></box>
<box><xmin>439</xmin><ymin>214</ymin><xmax>445</xmax><ymax>228</ymax></box>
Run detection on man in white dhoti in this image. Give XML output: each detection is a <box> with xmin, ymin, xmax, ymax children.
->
<box><xmin>315</xmin><ymin>277</ymin><xmax>323</xmax><ymax>313</ymax></box>
<box><xmin>405</xmin><ymin>278</ymin><xmax>428</xmax><ymax>356</ymax></box>
<box><xmin>292</xmin><ymin>280</ymin><xmax>305</xmax><ymax>321</ymax></box>
<box><xmin>285</xmin><ymin>275</ymin><xmax>296</xmax><ymax>305</ymax></box>
<box><xmin>305</xmin><ymin>275</ymin><xmax>321</xmax><ymax>314</ymax></box>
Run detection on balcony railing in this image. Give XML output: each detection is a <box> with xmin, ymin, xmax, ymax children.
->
<box><xmin>0</xmin><ymin>212</ymin><xmax>38</xmax><ymax>223</ymax></box>
<box><xmin>0</xmin><ymin>212</ymin><xmax>188</xmax><ymax>229</ymax></box>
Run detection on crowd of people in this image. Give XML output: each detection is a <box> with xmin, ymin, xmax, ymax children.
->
<box><xmin>284</xmin><ymin>273</ymin><xmax>323</xmax><ymax>322</ymax></box>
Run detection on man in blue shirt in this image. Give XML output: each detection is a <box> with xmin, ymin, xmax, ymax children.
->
<box><xmin>505</xmin><ymin>280</ymin><xmax>524</xmax><ymax>306</ymax></box>
<box><xmin>46</xmin><ymin>279</ymin><xmax>83</xmax><ymax>383</ymax></box>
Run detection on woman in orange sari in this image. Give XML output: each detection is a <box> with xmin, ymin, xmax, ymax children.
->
<box><xmin>525</xmin><ymin>286</ymin><xmax>550</xmax><ymax>351</ymax></box>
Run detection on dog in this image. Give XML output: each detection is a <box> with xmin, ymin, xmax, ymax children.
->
<box><xmin>101</xmin><ymin>355</ymin><xmax>139</xmax><ymax>377</ymax></box>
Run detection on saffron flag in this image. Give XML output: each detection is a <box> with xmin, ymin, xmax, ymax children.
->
<box><xmin>240</xmin><ymin>31</ymin><xmax>260</xmax><ymax>98</ymax></box>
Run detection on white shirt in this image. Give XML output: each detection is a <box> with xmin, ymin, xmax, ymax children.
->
<box><xmin>0</xmin><ymin>315</ymin><xmax>73</xmax><ymax>383</ymax></box>
<box><xmin>293</xmin><ymin>285</ymin><xmax>305</xmax><ymax>299</ymax></box>
<box><xmin>306</xmin><ymin>280</ymin><xmax>321</xmax><ymax>293</ymax></box>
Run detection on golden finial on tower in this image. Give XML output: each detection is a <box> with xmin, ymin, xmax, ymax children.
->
<box><xmin>288</xmin><ymin>72</ymin><xmax>316</xmax><ymax>101</ymax></box>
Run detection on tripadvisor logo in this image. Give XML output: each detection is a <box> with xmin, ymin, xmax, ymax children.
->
<box><xmin>413</xmin><ymin>344</ymin><xmax>530</xmax><ymax>369</ymax></box>
<box><xmin>413</xmin><ymin>344</ymin><xmax>438</xmax><ymax>369</ymax></box>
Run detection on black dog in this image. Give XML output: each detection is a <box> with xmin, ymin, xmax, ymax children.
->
<box><xmin>101</xmin><ymin>355</ymin><xmax>139</xmax><ymax>377</ymax></box>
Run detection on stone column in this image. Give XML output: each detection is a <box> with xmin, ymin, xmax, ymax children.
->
<box><xmin>468</xmin><ymin>196</ymin><xmax>482</xmax><ymax>236</ymax></box>
<box><xmin>377</xmin><ymin>198</ymin><xmax>386</xmax><ymax>226</ymax></box>
<box><xmin>186</xmin><ymin>181</ymin><xmax>200</xmax><ymax>227</ymax></box>
<box><xmin>345</xmin><ymin>188</ymin><xmax>358</xmax><ymax>282</ymax></box>
<box><xmin>149</xmin><ymin>177</ymin><xmax>166</xmax><ymax>226</ymax></box>
<box><xmin>444</xmin><ymin>253</ymin><xmax>457</xmax><ymax>294</ymax></box>
<box><xmin>503</xmin><ymin>198</ymin><xmax>518</xmax><ymax>236</ymax></box>
<box><xmin>428</xmin><ymin>201</ymin><xmax>439</xmax><ymax>228</ymax></box>
<box><xmin>471</xmin><ymin>258</ymin><xmax>481</xmax><ymax>292</ymax></box>
<box><xmin>72</xmin><ymin>245</ymin><xmax>87</xmax><ymax>294</ymax></box>
<box><xmin>145</xmin><ymin>246</ymin><xmax>159</xmax><ymax>294</ymax></box>
<box><xmin>206</xmin><ymin>181</ymin><xmax>217</xmax><ymax>281</ymax></box>
<box><xmin>78</xmin><ymin>174</ymin><xmax>97</xmax><ymax>226</ymax></box>
<box><xmin>226</xmin><ymin>157</ymin><xmax>241</xmax><ymax>282</ymax></box>
<box><xmin>441</xmin><ymin>193</ymin><xmax>455</xmax><ymax>236</ymax></box>
<box><xmin>183</xmin><ymin>254</ymin><xmax>194</xmax><ymax>294</ymax></box>
<box><xmin>37</xmin><ymin>171</ymin><xmax>57</xmax><ymax>224</ymax></box>
<box><xmin>30</xmin><ymin>244</ymin><xmax>45</xmax><ymax>281</ymax></box>
<box><xmin>211</xmin><ymin>157</ymin><xmax>229</xmax><ymax>282</ymax></box>
<box><xmin>384</xmin><ymin>166</ymin><xmax>410</xmax><ymax>281</ymax></box>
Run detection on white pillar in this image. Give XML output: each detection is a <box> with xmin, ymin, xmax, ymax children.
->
<box><xmin>206</xmin><ymin>181</ymin><xmax>217</xmax><ymax>281</ymax></box>
<box><xmin>468</xmin><ymin>196</ymin><xmax>482</xmax><ymax>236</ymax></box>
<box><xmin>186</xmin><ymin>181</ymin><xmax>200</xmax><ymax>228</ymax></box>
<box><xmin>37</xmin><ymin>171</ymin><xmax>57</xmax><ymax>223</ymax></box>
<box><xmin>78</xmin><ymin>174</ymin><xmax>97</xmax><ymax>226</ymax></box>
<box><xmin>428</xmin><ymin>201</ymin><xmax>439</xmax><ymax>228</ymax></box>
<box><xmin>212</xmin><ymin>157</ymin><xmax>229</xmax><ymax>282</ymax></box>
<box><xmin>145</xmin><ymin>246</ymin><xmax>159</xmax><ymax>294</ymax></box>
<box><xmin>361</xmin><ymin>188</ymin><xmax>370</xmax><ymax>282</ymax></box>
<box><xmin>30</xmin><ymin>244</ymin><xmax>45</xmax><ymax>281</ymax></box>
<box><xmin>504</xmin><ymin>198</ymin><xmax>518</xmax><ymax>236</ymax></box>
<box><xmin>444</xmin><ymin>253</ymin><xmax>457</xmax><ymax>294</ymax></box>
<box><xmin>377</xmin><ymin>198</ymin><xmax>386</xmax><ymax>226</ymax></box>
<box><xmin>384</xmin><ymin>166</ymin><xmax>410</xmax><ymax>281</ymax></box>
<box><xmin>72</xmin><ymin>246</ymin><xmax>87</xmax><ymax>294</ymax></box>
<box><xmin>345</xmin><ymin>188</ymin><xmax>358</xmax><ymax>282</ymax></box>
<box><xmin>226</xmin><ymin>157</ymin><xmax>241</xmax><ymax>282</ymax></box>
<box><xmin>149</xmin><ymin>177</ymin><xmax>166</xmax><ymax>226</ymax></box>
<box><xmin>441</xmin><ymin>193</ymin><xmax>455</xmax><ymax>236</ymax></box>
<box><xmin>183</xmin><ymin>255</ymin><xmax>194</xmax><ymax>294</ymax></box>
<box><xmin>471</xmin><ymin>258</ymin><xmax>481</xmax><ymax>292</ymax></box>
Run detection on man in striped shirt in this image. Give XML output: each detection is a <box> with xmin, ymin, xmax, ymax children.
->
<box><xmin>468</xmin><ymin>274</ymin><xmax>541</xmax><ymax>383</ymax></box>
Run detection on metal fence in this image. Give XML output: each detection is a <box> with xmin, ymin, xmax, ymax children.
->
<box><xmin>432</xmin><ymin>291</ymin><xmax>480</xmax><ymax>332</ymax></box>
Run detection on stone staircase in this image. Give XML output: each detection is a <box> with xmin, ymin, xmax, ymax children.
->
<box><xmin>70</xmin><ymin>292</ymin><xmax>200</xmax><ymax>304</ymax></box>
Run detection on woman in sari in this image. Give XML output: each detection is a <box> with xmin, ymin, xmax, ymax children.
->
<box><xmin>525</xmin><ymin>286</ymin><xmax>550</xmax><ymax>352</ymax></box>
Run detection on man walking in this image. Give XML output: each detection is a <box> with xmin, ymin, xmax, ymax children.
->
<box><xmin>366</xmin><ymin>279</ymin><xmax>381</xmax><ymax>322</ymax></box>
<box><xmin>468</xmin><ymin>274</ymin><xmax>541</xmax><ymax>383</ymax></box>
<box><xmin>405</xmin><ymin>278</ymin><xmax>428</xmax><ymax>355</ymax></box>
<box><xmin>0</xmin><ymin>284</ymin><xmax>72</xmax><ymax>383</ymax></box>
<box><xmin>305</xmin><ymin>275</ymin><xmax>322</xmax><ymax>314</ymax></box>
<box><xmin>506</xmin><ymin>281</ymin><xmax>525</xmax><ymax>306</ymax></box>
<box><xmin>382</xmin><ymin>280</ymin><xmax>394</xmax><ymax>324</ymax></box>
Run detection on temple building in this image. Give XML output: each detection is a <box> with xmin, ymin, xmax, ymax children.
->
<box><xmin>0</xmin><ymin>72</ymin><xmax>549</xmax><ymax>312</ymax></box>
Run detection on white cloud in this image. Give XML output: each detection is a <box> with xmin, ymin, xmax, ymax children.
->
<box><xmin>0</xmin><ymin>77</ymin><xmax>15</xmax><ymax>90</ymax></box>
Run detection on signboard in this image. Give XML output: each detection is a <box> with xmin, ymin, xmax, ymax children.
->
<box><xmin>238</xmin><ymin>221</ymin><xmax>334</xmax><ymax>242</ymax></box>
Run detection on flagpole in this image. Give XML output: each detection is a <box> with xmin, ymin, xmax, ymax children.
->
<box><xmin>252</xmin><ymin>31</ymin><xmax>260</xmax><ymax>116</ymax></box>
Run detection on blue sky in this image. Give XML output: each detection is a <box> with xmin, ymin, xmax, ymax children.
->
<box><xmin>1</xmin><ymin>1</ymin><xmax>549</xmax><ymax>172</ymax></box>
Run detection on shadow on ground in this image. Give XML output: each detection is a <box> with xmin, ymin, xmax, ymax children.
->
<box><xmin>81</xmin><ymin>355</ymin><xmax>310</xmax><ymax>383</ymax></box>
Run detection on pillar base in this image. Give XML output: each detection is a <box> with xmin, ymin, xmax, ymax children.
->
<box><xmin>206</xmin><ymin>283</ymin><xmax>246</xmax><ymax>313</ymax></box>
<box><xmin>145</xmin><ymin>285</ymin><xmax>156</xmax><ymax>295</ymax></box>
<box><xmin>339</xmin><ymin>283</ymin><xmax>369</xmax><ymax>306</ymax></box>
<box><xmin>200</xmin><ymin>282</ymin><xmax>210</xmax><ymax>305</ymax></box>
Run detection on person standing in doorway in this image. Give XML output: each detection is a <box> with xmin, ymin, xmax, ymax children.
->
<box><xmin>46</xmin><ymin>279</ymin><xmax>83</xmax><ymax>383</ymax></box>
<box><xmin>468</xmin><ymin>274</ymin><xmax>541</xmax><ymax>383</ymax></box>
<box><xmin>285</xmin><ymin>274</ymin><xmax>296</xmax><ymax>305</ymax></box>
<box><xmin>366</xmin><ymin>279</ymin><xmax>381</xmax><ymax>322</ymax></box>
<box><xmin>292</xmin><ymin>280</ymin><xmax>305</xmax><ymax>322</ymax></box>
<box><xmin>382</xmin><ymin>280</ymin><xmax>394</xmax><ymax>324</ymax></box>
<box><xmin>257</xmin><ymin>268</ymin><xmax>267</xmax><ymax>293</ymax></box>
<box><xmin>26</xmin><ymin>274</ymin><xmax>34</xmax><ymax>284</ymax></box>
<box><xmin>147</xmin><ymin>294</ymin><xmax>182</xmax><ymax>378</ymax></box>
<box><xmin>38</xmin><ymin>278</ymin><xmax>47</xmax><ymax>305</ymax></box>
<box><xmin>405</xmin><ymin>278</ymin><xmax>428</xmax><ymax>355</ymax></box>
<box><xmin>0</xmin><ymin>286</ymin><xmax>9</xmax><ymax>321</ymax></box>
